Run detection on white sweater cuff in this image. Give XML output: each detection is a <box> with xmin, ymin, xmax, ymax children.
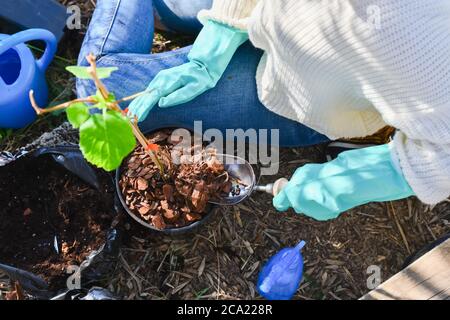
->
<box><xmin>197</xmin><ymin>0</ymin><xmax>260</xmax><ymax>30</ymax></box>
<box><xmin>392</xmin><ymin>131</ymin><xmax>450</xmax><ymax>205</ymax></box>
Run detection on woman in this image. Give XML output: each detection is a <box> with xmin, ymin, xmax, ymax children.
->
<box><xmin>77</xmin><ymin>0</ymin><xmax>450</xmax><ymax>220</ymax></box>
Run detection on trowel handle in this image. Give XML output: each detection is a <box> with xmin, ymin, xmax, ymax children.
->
<box><xmin>272</xmin><ymin>178</ymin><xmax>289</xmax><ymax>196</ymax></box>
<box><xmin>255</xmin><ymin>178</ymin><xmax>289</xmax><ymax>196</ymax></box>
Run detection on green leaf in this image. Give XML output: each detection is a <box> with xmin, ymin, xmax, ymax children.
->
<box><xmin>92</xmin><ymin>102</ymin><xmax>108</xmax><ymax>110</ymax></box>
<box><xmin>106</xmin><ymin>92</ymin><xmax>116</xmax><ymax>103</ymax></box>
<box><xmin>97</xmin><ymin>91</ymin><xmax>116</xmax><ymax>103</ymax></box>
<box><xmin>66</xmin><ymin>66</ymin><xmax>118</xmax><ymax>79</ymax></box>
<box><xmin>66</xmin><ymin>102</ymin><xmax>90</xmax><ymax>128</ymax></box>
<box><xmin>79</xmin><ymin>110</ymin><xmax>136</xmax><ymax>171</ymax></box>
<box><xmin>92</xmin><ymin>90</ymin><xmax>117</xmax><ymax>109</ymax></box>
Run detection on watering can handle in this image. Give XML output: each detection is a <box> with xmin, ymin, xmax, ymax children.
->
<box><xmin>0</xmin><ymin>77</ymin><xmax>6</xmax><ymax>90</ymax></box>
<box><xmin>0</xmin><ymin>29</ymin><xmax>57</xmax><ymax>72</ymax></box>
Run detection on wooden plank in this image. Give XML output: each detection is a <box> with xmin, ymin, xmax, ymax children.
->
<box><xmin>0</xmin><ymin>0</ymin><xmax>67</xmax><ymax>41</ymax></box>
<box><xmin>361</xmin><ymin>239</ymin><xmax>450</xmax><ymax>300</ymax></box>
<box><xmin>429</xmin><ymin>287</ymin><xmax>450</xmax><ymax>300</ymax></box>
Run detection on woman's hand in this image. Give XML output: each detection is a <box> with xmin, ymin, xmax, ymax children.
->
<box><xmin>273</xmin><ymin>144</ymin><xmax>414</xmax><ymax>221</ymax></box>
<box><xmin>127</xmin><ymin>62</ymin><xmax>215</xmax><ymax>121</ymax></box>
<box><xmin>128</xmin><ymin>20</ymin><xmax>248</xmax><ymax>121</ymax></box>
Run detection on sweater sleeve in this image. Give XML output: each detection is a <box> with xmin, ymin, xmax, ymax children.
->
<box><xmin>392</xmin><ymin>133</ymin><xmax>450</xmax><ymax>205</ymax></box>
<box><xmin>353</xmin><ymin>0</ymin><xmax>450</xmax><ymax>204</ymax></box>
<box><xmin>197</xmin><ymin>0</ymin><xmax>260</xmax><ymax>30</ymax></box>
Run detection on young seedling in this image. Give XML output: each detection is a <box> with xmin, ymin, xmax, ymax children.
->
<box><xmin>28</xmin><ymin>55</ymin><xmax>232</xmax><ymax>231</ymax></box>
<box><xmin>29</xmin><ymin>54</ymin><xmax>164</xmax><ymax>173</ymax></box>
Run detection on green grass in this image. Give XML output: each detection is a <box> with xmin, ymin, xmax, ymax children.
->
<box><xmin>0</xmin><ymin>129</ymin><xmax>12</xmax><ymax>142</ymax></box>
<box><xmin>194</xmin><ymin>287</ymin><xmax>211</xmax><ymax>300</ymax></box>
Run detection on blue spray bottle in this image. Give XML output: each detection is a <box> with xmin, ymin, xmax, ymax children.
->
<box><xmin>257</xmin><ymin>240</ymin><xmax>306</xmax><ymax>300</ymax></box>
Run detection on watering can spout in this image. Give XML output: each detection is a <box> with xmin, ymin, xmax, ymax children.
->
<box><xmin>295</xmin><ymin>240</ymin><xmax>306</xmax><ymax>251</ymax></box>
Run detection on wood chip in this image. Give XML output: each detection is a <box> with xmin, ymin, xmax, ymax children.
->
<box><xmin>152</xmin><ymin>214</ymin><xmax>166</xmax><ymax>230</ymax></box>
<box><xmin>198</xmin><ymin>257</ymin><xmax>206</xmax><ymax>277</ymax></box>
<box><xmin>138</xmin><ymin>206</ymin><xmax>150</xmax><ymax>215</ymax></box>
<box><xmin>184</xmin><ymin>212</ymin><xmax>202</xmax><ymax>223</ymax></box>
<box><xmin>136</xmin><ymin>178</ymin><xmax>148</xmax><ymax>191</ymax></box>
<box><xmin>163</xmin><ymin>184</ymin><xmax>174</xmax><ymax>202</ymax></box>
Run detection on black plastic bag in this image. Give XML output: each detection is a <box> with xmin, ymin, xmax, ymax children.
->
<box><xmin>0</xmin><ymin>139</ymin><xmax>121</xmax><ymax>300</ymax></box>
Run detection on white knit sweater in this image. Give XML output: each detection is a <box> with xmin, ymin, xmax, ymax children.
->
<box><xmin>198</xmin><ymin>0</ymin><xmax>450</xmax><ymax>205</ymax></box>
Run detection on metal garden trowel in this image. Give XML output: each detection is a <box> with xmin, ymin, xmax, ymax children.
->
<box><xmin>209</xmin><ymin>154</ymin><xmax>288</xmax><ymax>206</ymax></box>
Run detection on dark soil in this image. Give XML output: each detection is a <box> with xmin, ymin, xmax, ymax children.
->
<box><xmin>0</xmin><ymin>155</ymin><xmax>114</xmax><ymax>290</ymax></box>
<box><xmin>119</xmin><ymin>129</ymin><xmax>230</xmax><ymax>230</ymax></box>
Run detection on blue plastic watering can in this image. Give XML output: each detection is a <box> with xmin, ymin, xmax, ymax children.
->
<box><xmin>0</xmin><ymin>29</ymin><xmax>57</xmax><ymax>129</ymax></box>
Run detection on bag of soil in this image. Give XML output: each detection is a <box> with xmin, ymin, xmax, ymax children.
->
<box><xmin>0</xmin><ymin>123</ymin><xmax>121</xmax><ymax>300</ymax></box>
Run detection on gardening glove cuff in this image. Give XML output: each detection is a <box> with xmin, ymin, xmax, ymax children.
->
<box><xmin>187</xmin><ymin>19</ymin><xmax>249</xmax><ymax>83</ymax></box>
<box><xmin>273</xmin><ymin>143</ymin><xmax>415</xmax><ymax>221</ymax></box>
<box><xmin>128</xmin><ymin>20</ymin><xmax>248</xmax><ymax>121</ymax></box>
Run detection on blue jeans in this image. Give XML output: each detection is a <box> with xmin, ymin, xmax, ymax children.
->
<box><xmin>77</xmin><ymin>0</ymin><xmax>329</xmax><ymax>147</ymax></box>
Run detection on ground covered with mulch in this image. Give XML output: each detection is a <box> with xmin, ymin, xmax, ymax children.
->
<box><xmin>1</xmin><ymin>0</ymin><xmax>449</xmax><ymax>300</ymax></box>
<box><xmin>109</xmin><ymin>146</ymin><xmax>450</xmax><ymax>300</ymax></box>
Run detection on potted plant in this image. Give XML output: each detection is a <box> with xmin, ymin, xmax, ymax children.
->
<box><xmin>30</xmin><ymin>55</ymin><xmax>232</xmax><ymax>232</ymax></box>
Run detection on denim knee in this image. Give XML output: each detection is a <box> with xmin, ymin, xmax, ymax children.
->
<box><xmin>153</xmin><ymin>0</ymin><xmax>212</xmax><ymax>34</ymax></box>
<box><xmin>78</xmin><ymin>0</ymin><xmax>154</xmax><ymax>67</ymax></box>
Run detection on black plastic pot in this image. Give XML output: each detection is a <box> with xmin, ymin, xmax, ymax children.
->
<box><xmin>114</xmin><ymin>127</ymin><xmax>217</xmax><ymax>236</ymax></box>
<box><xmin>115</xmin><ymin>168</ymin><xmax>216</xmax><ymax>236</ymax></box>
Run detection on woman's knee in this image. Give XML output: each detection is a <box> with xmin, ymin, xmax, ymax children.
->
<box><xmin>153</xmin><ymin>0</ymin><xmax>213</xmax><ymax>34</ymax></box>
<box><xmin>78</xmin><ymin>0</ymin><xmax>154</xmax><ymax>66</ymax></box>
<box><xmin>76</xmin><ymin>46</ymin><xmax>191</xmax><ymax>100</ymax></box>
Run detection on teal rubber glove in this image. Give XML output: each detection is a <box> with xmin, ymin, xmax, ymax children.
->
<box><xmin>128</xmin><ymin>20</ymin><xmax>249</xmax><ymax>121</ymax></box>
<box><xmin>273</xmin><ymin>143</ymin><xmax>414</xmax><ymax>221</ymax></box>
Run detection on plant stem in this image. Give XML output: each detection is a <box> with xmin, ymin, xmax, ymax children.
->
<box><xmin>29</xmin><ymin>91</ymin><xmax>95</xmax><ymax>114</ymax></box>
<box><xmin>29</xmin><ymin>53</ymin><xmax>166</xmax><ymax>174</ymax></box>
<box><xmin>130</xmin><ymin>120</ymin><xmax>165</xmax><ymax>173</ymax></box>
<box><xmin>116</xmin><ymin>90</ymin><xmax>152</xmax><ymax>104</ymax></box>
<box><xmin>85</xmin><ymin>54</ymin><xmax>165</xmax><ymax>174</ymax></box>
<box><xmin>86</xmin><ymin>54</ymin><xmax>110</xmax><ymax>99</ymax></box>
